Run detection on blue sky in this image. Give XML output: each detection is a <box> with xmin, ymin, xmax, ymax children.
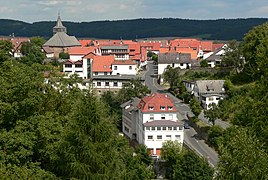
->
<box><xmin>1</xmin><ymin>0</ymin><xmax>268</xmax><ymax>22</ymax></box>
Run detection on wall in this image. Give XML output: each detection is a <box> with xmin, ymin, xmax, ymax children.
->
<box><xmin>111</xmin><ymin>64</ymin><xmax>136</xmax><ymax>75</ymax></box>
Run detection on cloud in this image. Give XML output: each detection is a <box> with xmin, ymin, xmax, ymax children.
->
<box><xmin>0</xmin><ymin>6</ymin><xmax>13</xmax><ymax>13</ymax></box>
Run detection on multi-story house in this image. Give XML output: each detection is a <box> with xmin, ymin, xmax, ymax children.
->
<box><xmin>193</xmin><ymin>80</ymin><xmax>226</xmax><ymax>109</ymax></box>
<box><xmin>122</xmin><ymin>93</ymin><xmax>184</xmax><ymax>157</ymax></box>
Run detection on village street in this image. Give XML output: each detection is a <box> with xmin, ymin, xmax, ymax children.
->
<box><xmin>144</xmin><ymin>61</ymin><xmax>219</xmax><ymax>167</ymax></box>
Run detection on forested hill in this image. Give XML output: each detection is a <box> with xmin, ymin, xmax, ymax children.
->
<box><xmin>0</xmin><ymin>18</ymin><xmax>268</xmax><ymax>40</ymax></box>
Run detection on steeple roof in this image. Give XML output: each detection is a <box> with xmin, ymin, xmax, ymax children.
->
<box><xmin>53</xmin><ymin>14</ymin><xmax>67</xmax><ymax>34</ymax></box>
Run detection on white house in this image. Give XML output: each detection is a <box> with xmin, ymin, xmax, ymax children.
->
<box><xmin>111</xmin><ymin>60</ymin><xmax>137</xmax><ymax>75</ymax></box>
<box><xmin>122</xmin><ymin>93</ymin><xmax>184</xmax><ymax>157</ymax></box>
<box><xmin>193</xmin><ymin>80</ymin><xmax>226</xmax><ymax>110</ymax></box>
<box><xmin>63</xmin><ymin>60</ymin><xmax>84</xmax><ymax>78</ymax></box>
<box><xmin>157</xmin><ymin>52</ymin><xmax>193</xmax><ymax>75</ymax></box>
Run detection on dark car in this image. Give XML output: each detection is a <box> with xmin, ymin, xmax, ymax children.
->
<box><xmin>184</xmin><ymin>122</ymin><xmax>190</xmax><ymax>129</ymax></box>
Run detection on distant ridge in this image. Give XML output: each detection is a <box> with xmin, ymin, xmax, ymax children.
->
<box><xmin>0</xmin><ymin>18</ymin><xmax>267</xmax><ymax>40</ymax></box>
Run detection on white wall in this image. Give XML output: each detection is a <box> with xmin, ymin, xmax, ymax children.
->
<box><xmin>144</xmin><ymin>126</ymin><xmax>184</xmax><ymax>155</ymax></box>
<box><xmin>92</xmin><ymin>80</ymin><xmax>124</xmax><ymax>89</ymax></box>
<box><xmin>183</xmin><ymin>81</ymin><xmax>195</xmax><ymax>93</ymax></box>
<box><xmin>202</xmin><ymin>95</ymin><xmax>223</xmax><ymax>110</ymax></box>
<box><xmin>142</xmin><ymin>112</ymin><xmax>177</xmax><ymax>123</ymax></box>
<box><xmin>158</xmin><ymin>63</ymin><xmax>191</xmax><ymax>75</ymax></box>
<box><xmin>63</xmin><ymin>64</ymin><xmax>84</xmax><ymax>78</ymax></box>
<box><xmin>70</xmin><ymin>55</ymin><xmax>83</xmax><ymax>62</ymax></box>
<box><xmin>111</xmin><ymin>64</ymin><xmax>136</xmax><ymax>75</ymax></box>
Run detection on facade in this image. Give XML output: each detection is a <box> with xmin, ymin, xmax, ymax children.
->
<box><xmin>100</xmin><ymin>46</ymin><xmax>129</xmax><ymax>60</ymax></box>
<box><xmin>122</xmin><ymin>93</ymin><xmax>184</xmax><ymax>156</ymax></box>
<box><xmin>111</xmin><ymin>60</ymin><xmax>137</xmax><ymax>75</ymax></box>
<box><xmin>193</xmin><ymin>80</ymin><xmax>226</xmax><ymax>109</ymax></box>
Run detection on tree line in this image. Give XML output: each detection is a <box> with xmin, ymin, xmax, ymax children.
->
<box><xmin>0</xmin><ymin>18</ymin><xmax>268</xmax><ymax>40</ymax></box>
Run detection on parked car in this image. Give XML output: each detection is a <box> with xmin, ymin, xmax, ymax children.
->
<box><xmin>184</xmin><ymin>122</ymin><xmax>190</xmax><ymax>129</ymax></box>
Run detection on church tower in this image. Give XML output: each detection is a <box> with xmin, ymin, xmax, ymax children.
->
<box><xmin>53</xmin><ymin>13</ymin><xmax>67</xmax><ymax>35</ymax></box>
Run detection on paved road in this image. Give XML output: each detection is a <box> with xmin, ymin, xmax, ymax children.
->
<box><xmin>144</xmin><ymin>61</ymin><xmax>219</xmax><ymax>167</ymax></box>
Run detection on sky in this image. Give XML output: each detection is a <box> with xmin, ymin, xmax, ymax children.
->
<box><xmin>1</xmin><ymin>0</ymin><xmax>268</xmax><ymax>23</ymax></box>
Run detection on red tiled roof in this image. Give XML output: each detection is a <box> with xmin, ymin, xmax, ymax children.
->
<box><xmin>10</xmin><ymin>37</ymin><xmax>30</xmax><ymax>50</ymax></box>
<box><xmin>212</xmin><ymin>43</ymin><xmax>225</xmax><ymax>51</ymax></box>
<box><xmin>63</xmin><ymin>59</ymin><xmax>74</xmax><ymax>64</ymax></box>
<box><xmin>79</xmin><ymin>39</ymin><xmax>93</xmax><ymax>47</ymax></box>
<box><xmin>83</xmin><ymin>52</ymin><xmax>96</xmax><ymax>59</ymax></box>
<box><xmin>137</xmin><ymin>93</ymin><xmax>177</xmax><ymax>113</ymax></box>
<box><xmin>92</xmin><ymin>56</ymin><xmax>114</xmax><ymax>72</ymax></box>
<box><xmin>112</xmin><ymin>60</ymin><xmax>136</xmax><ymax>65</ymax></box>
<box><xmin>68</xmin><ymin>47</ymin><xmax>96</xmax><ymax>55</ymax></box>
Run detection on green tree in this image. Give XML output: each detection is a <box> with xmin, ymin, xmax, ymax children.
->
<box><xmin>117</xmin><ymin>78</ymin><xmax>151</xmax><ymax>103</ymax></box>
<box><xmin>204</xmin><ymin>103</ymin><xmax>220</xmax><ymax>125</ymax></box>
<box><xmin>242</xmin><ymin>22</ymin><xmax>268</xmax><ymax>80</ymax></box>
<box><xmin>221</xmin><ymin>40</ymin><xmax>244</xmax><ymax>73</ymax></box>
<box><xmin>216</xmin><ymin>127</ymin><xmax>268</xmax><ymax>180</ymax></box>
<box><xmin>59</xmin><ymin>52</ymin><xmax>70</xmax><ymax>59</ymax></box>
<box><xmin>161</xmin><ymin>141</ymin><xmax>213</xmax><ymax>180</ymax></box>
<box><xmin>200</xmin><ymin>59</ymin><xmax>209</xmax><ymax>67</ymax></box>
<box><xmin>189</xmin><ymin>98</ymin><xmax>202</xmax><ymax>117</ymax></box>
<box><xmin>0</xmin><ymin>40</ymin><xmax>13</xmax><ymax>63</ymax></box>
<box><xmin>20</xmin><ymin>37</ymin><xmax>46</xmax><ymax>65</ymax></box>
<box><xmin>163</xmin><ymin>66</ymin><xmax>180</xmax><ymax>90</ymax></box>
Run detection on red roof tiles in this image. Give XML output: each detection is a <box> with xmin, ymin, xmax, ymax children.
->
<box><xmin>92</xmin><ymin>56</ymin><xmax>114</xmax><ymax>72</ymax></box>
<box><xmin>137</xmin><ymin>93</ymin><xmax>177</xmax><ymax>113</ymax></box>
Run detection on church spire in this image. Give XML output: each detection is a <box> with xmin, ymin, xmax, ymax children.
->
<box><xmin>53</xmin><ymin>13</ymin><xmax>67</xmax><ymax>35</ymax></box>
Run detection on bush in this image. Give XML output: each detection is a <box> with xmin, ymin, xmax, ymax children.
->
<box><xmin>59</xmin><ymin>52</ymin><xmax>70</xmax><ymax>59</ymax></box>
<box><xmin>207</xmin><ymin>125</ymin><xmax>224</xmax><ymax>151</ymax></box>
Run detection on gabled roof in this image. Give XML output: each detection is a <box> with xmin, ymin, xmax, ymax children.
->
<box><xmin>68</xmin><ymin>47</ymin><xmax>95</xmax><ymax>55</ymax></box>
<box><xmin>137</xmin><ymin>93</ymin><xmax>177</xmax><ymax>113</ymax></box>
<box><xmin>144</xmin><ymin>120</ymin><xmax>183</xmax><ymax>127</ymax></box>
<box><xmin>92</xmin><ymin>56</ymin><xmax>114</xmax><ymax>72</ymax></box>
<box><xmin>43</xmin><ymin>32</ymin><xmax>81</xmax><ymax>47</ymax></box>
<box><xmin>158</xmin><ymin>52</ymin><xmax>192</xmax><ymax>64</ymax></box>
<box><xmin>112</xmin><ymin>60</ymin><xmax>136</xmax><ymax>65</ymax></box>
<box><xmin>121</xmin><ymin>97</ymin><xmax>141</xmax><ymax>112</ymax></box>
<box><xmin>195</xmin><ymin>80</ymin><xmax>225</xmax><ymax>94</ymax></box>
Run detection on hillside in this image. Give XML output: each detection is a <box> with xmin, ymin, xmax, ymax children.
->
<box><xmin>0</xmin><ymin>18</ymin><xmax>267</xmax><ymax>40</ymax></box>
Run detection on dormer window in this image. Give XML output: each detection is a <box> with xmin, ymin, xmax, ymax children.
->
<box><xmin>168</xmin><ymin>106</ymin><xmax>173</xmax><ymax>110</ymax></box>
<box><xmin>149</xmin><ymin>106</ymin><xmax>154</xmax><ymax>110</ymax></box>
<box><xmin>160</xmin><ymin>106</ymin><xmax>165</xmax><ymax>110</ymax></box>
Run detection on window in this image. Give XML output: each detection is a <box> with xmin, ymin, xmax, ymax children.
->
<box><xmin>95</xmin><ymin>72</ymin><xmax>98</xmax><ymax>75</ymax></box>
<box><xmin>168</xmin><ymin>127</ymin><xmax>172</xmax><ymax>130</ymax></box>
<box><xmin>208</xmin><ymin>97</ymin><xmax>214</xmax><ymax>101</ymax></box>
<box><xmin>216</xmin><ymin>97</ymin><xmax>220</xmax><ymax>100</ymax></box>
<box><xmin>151</xmin><ymin>127</ymin><xmax>155</xmax><ymax>131</ymax></box>
<box><xmin>146</xmin><ymin>127</ymin><xmax>150</xmax><ymax>131</ymax></box>
<box><xmin>150</xmin><ymin>114</ymin><xmax>154</xmax><ymax>120</ymax></box>
<box><xmin>157</xmin><ymin>127</ymin><xmax>161</xmax><ymax>130</ymax></box>
<box><xmin>75</xmin><ymin>64</ymin><xmax>82</xmax><ymax>68</ymax></box>
<box><xmin>173</xmin><ymin>127</ymin><xmax>177</xmax><ymax>130</ymax></box>
<box><xmin>104</xmin><ymin>72</ymin><xmax>107</xmax><ymax>75</ymax></box>
<box><xmin>129</xmin><ymin>66</ymin><xmax>132</xmax><ymax>70</ymax></box>
<box><xmin>114</xmin><ymin>66</ymin><xmax>117</xmax><ymax>70</ymax></box>
<box><xmin>160</xmin><ymin>106</ymin><xmax>165</xmax><ymax>110</ymax></box>
<box><xmin>161</xmin><ymin>114</ymin><xmax>165</xmax><ymax>120</ymax></box>
<box><xmin>149</xmin><ymin>106</ymin><xmax>154</xmax><ymax>110</ymax></box>
<box><xmin>179</xmin><ymin>126</ymin><xmax>183</xmax><ymax>130</ymax></box>
<box><xmin>157</xmin><ymin>135</ymin><xmax>162</xmax><ymax>140</ymax></box>
<box><xmin>105</xmin><ymin>82</ymin><xmax>109</xmax><ymax>86</ymax></box>
<box><xmin>175</xmin><ymin>135</ymin><xmax>181</xmax><ymax>140</ymax></box>
<box><xmin>65</xmin><ymin>64</ymin><xmax>72</xmax><ymax>68</ymax></box>
<box><xmin>113</xmin><ymin>82</ymin><xmax>118</xmax><ymax>87</ymax></box>
<box><xmin>163</xmin><ymin>127</ymin><xmax>166</xmax><ymax>130</ymax></box>
<box><xmin>97</xmin><ymin>82</ymin><xmax>101</xmax><ymax>86</ymax></box>
<box><xmin>168</xmin><ymin>106</ymin><xmax>173</xmax><ymax>110</ymax></box>
<box><xmin>124</xmin><ymin>126</ymin><xmax>130</xmax><ymax>133</ymax></box>
<box><xmin>148</xmin><ymin>135</ymin><xmax>153</xmax><ymax>140</ymax></box>
<box><xmin>180</xmin><ymin>63</ymin><xmax>184</xmax><ymax>66</ymax></box>
<box><xmin>166</xmin><ymin>135</ymin><xmax>171</xmax><ymax>139</ymax></box>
